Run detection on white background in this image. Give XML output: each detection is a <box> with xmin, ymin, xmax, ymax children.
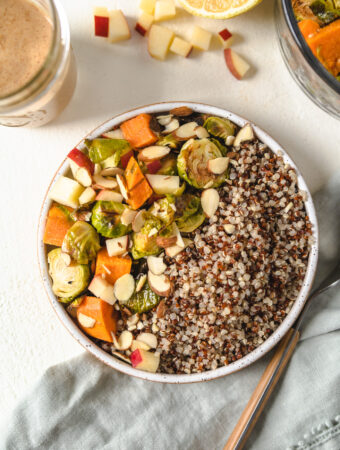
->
<box><xmin>1</xmin><ymin>0</ymin><xmax>339</xmax><ymax>414</ymax></box>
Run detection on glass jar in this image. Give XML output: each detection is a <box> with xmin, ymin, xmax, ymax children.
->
<box><xmin>0</xmin><ymin>0</ymin><xmax>77</xmax><ymax>127</ymax></box>
<box><xmin>275</xmin><ymin>0</ymin><xmax>340</xmax><ymax>120</ymax></box>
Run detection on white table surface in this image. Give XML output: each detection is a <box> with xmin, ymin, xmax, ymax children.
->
<box><xmin>1</xmin><ymin>0</ymin><xmax>339</xmax><ymax>415</ymax></box>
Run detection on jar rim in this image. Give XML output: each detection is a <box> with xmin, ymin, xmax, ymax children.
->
<box><xmin>281</xmin><ymin>0</ymin><xmax>340</xmax><ymax>96</ymax></box>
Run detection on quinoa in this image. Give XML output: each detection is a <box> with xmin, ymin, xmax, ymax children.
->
<box><xmin>106</xmin><ymin>140</ymin><xmax>312</xmax><ymax>374</ymax></box>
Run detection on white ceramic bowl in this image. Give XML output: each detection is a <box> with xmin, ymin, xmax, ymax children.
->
<box><xmin>38</xmin><ymin>102</ymin><xmax>319</xmax><ymax>383</ymax></box>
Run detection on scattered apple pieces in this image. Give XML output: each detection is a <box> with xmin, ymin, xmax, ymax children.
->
<box><xmin>148</xmin><ymin>24</ymin><xmax>174</xmax><ymax>61</ymax></box>
<box><xmin>135</xmin><ymin>12</ymin><xmax>154</xmax><ymax>36</ymax></box>
<box><xmin>190</xmin><ymin>25</ymin><xmax>212</xmax><ymax>51</ymax></box>
<box><xmin>154</xmin><ymin>0</ymin><xmax>176</xmax><ymax>22</ymax></box>
<box><xmin>224</xmin><ymin>48</ymin><xmax>250</xmax><ymax>80</ymax></box>
<box><xmin>170</xmin><ymin>36</ymin><xmax>193</xmax><ymax>57</ymax></box>
<box><xmin>94</xmin><ymin>7</ymin><xmax>109</xmax><ymax>37</ymax></box>
<box><xmin>49</xmin><ymin>176</ymin><xmax>85</xmax><ymax>209</ymax></box>
<box><xmin>218</xmin><ymin>28</ymin><xmax>233</xmax><ymax>49</ymax></box>
<box><xmin>140</xmin><ymin>0</ymin><xmax>156</xmax><ymax>15</ymax></box>
<box><xmin>108</xmin><ymin>10</ymin><xmax>131</xmax><ymax>43</ymax></box>
<box><xmin>130</xmin><ymin>348</ymin><xmax>160</xmax><ymax>372</ymax></box>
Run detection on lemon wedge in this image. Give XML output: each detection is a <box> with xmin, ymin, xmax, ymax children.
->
<box><xmin>179</xmin><ymin>0</ymin><xmax>263</xmax><ymax>19</ymax></box>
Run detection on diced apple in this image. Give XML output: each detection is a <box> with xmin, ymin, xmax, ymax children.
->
<box><xmin>218</xmin><ymin>28</ymin><xmax>233</xmax><ymax>49</ymax></box>
<box><xmin>140</xmin><ymin>0</ymin><xmax>156</xmax><ymax>15</ymax></box>
<box><xmin>233</xmin><ymin>124</ymin><xmax>255</xmax><ymax>147</ymax></box>
<box><xmin>224</xmin><ymin>49</ymin><xmax>250</xmax><ymax>80</ymax></box>
<box><xmin>146</xmin><ymin>160</ymin><xmax>162</xmax><ymax>174</ymax></box>
<box><xmin>67</xmin><ymin>148</ymin><xmax>94</xmax><ymax>174</ymax></box>
<box><xmin>95</xmin><ymin>190</ymin><xmax>123</xmax><ymax>202</ymax></box>
<box><xmin>146</xmin><ymin>174</ymin><xmax>180</xmax><ymax>194</ymax></box>
<box><xmin>201</xmin><ymin>188</ymin><xmax>220</xmax><ymax>218</ymax></box>
<box><xmin>79</xmin><ymin>187</ymin><xmax>96</xmax><ymax>205</ymax></box>
<box><xmin>49</xmin><ymin>176</ymin><xmax>85</xmax><ymax>209</ymax></box>
<box><xmin>120</xmin><ymin>208</ymin><xmax>138</xmax><ymax>226</ymax></box>
<box><xmin>135</xmin><ymin>12</ymin><xmax>154</xmax><ymax>36</ymax></box>
<box><xmin>88</xmin><ymin>276</ymin><xmax>116</xmax><ymax>305</ymax></box>
<box><xmin>108</xmin><ymin>10</ymin><xmax>131</xmax><ymax>43</ymax></box>
<box><xmin>154</xmin><ymin>1</ymin><xmax>176</xmax><ymax>21</ymax></box>
<box><xmin>130</xmin><ymin>349</ymin><xmax>160</xmax><ymax>373</ymax></box>
<box><xmin>170</xmin><ymin>37</ymin><xmax>193</xmax><ymax>57</ymax></box>
<box><xmin>148</xmin><ymin>24</ymin><xmax>174</xmax><ymax>61</ymax></box>
<box><xmin>114</xmin><ymin>274</ymin><xmax>135</xmax><ymax>303</ymax></box>
<box><xmin>120</xmin><ymin>149</ymin><xmax>134</xmax><ymax>169</ymax></box>
<box><xmin>106</xmin><ymin>235</ymin><xmax>129</xmax><ymax>257</ymax></box>
<box><xmin>94</xmin><ymin>7</ymin><xmax>109</xmax><ymax>37</ymax></box>
<box><xmin>74</xmin><ymin>167</ymin><xmax>92</xmax><ymax>187</ymax></box>
<box><xmin>190</xmin><ymin>26</ymin><xmax>212</xmax><ymax>51</ymax></box>
<box><xmin>102</xmin><ymin>129</ymin><xmax>124</xmax><ymax>139</ymax></box>
<box><xmin>139</xmin><ymin>146</ymin><xmax>170</xmax><ymax>162</ymax></box>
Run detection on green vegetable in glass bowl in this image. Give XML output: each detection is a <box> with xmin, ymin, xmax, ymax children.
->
<box><xmin>203</xmin><ymin>117</ymin><xmax>236</xmax><ymax>143</ymax></box>
<box><xmin>48</xmin><ymin>248</ymin><xmax>90</xmax><ymax>302</ymax></box>
<box><xmin>177</xmin><ymin>138</ymin><xmax>227</xmax><ymax>189</ymax></box>
<box><xmin>62</xmin><ymin>221</ymin><xmax>101</xmax><ymax>264</ymax></box>
<box><xmin>91</xmin><ymin>201</ymin><xmax>130</xmax><ymax>238</ymax></box>
<box><xmin>85</xmin><ymin>138</ymin><xmax>130</xmax><ymax>164</ymax></box>
<box><xmin>125</xmin><ymin>282</ymin><xmax>160</xmax><ymax>313</ymax></box>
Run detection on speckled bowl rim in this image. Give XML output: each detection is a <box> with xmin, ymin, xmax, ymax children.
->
<box><xmin>37</xmin><ymin>101</ymin><xmax>319</xmax><ymax>384</ymax></box>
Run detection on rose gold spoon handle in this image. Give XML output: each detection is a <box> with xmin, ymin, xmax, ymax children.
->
<box><xmin>224</xmin><ymin>261</ymin><xmax>340</xmax><ymax>450</ymax></box>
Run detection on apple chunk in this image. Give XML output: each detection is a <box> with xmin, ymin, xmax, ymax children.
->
<box><xmin>94</xmin><ymin>7</ymin><xmax>109</xmax><ymax>37</ymax></box>
<box><xmin>108</xmin><ymin>10</ymin><xmax>131</xmax><ymax>43</ymax></box>
<box><xmin>154</xmin><ymin>1</ymin><xmax>176</xmax><ymax>22</ymax></box>
<box><xmin>190</xmin><ymin>26</ymin><xmax>212</xmax><ymax>51</ymax></box>
<box><xmin>140</xmin><ymin>0</ymin><xmax>156</xmax><ymax>15</ymax></box>
<box><xmin>88</xmin><ymin>276</ymin><xmax>116</xmax><ymax>305</ymax></box>
<box><xmin>49</xmin><ymin>176</ymin><xmax>84</xmax><ymax>209</ymax></box>
<box><xmin>218</xmin><ymin>28</ymin><xmax>233</xmax><ymax>49</ymax></box>
<box><xmin>135</xmin><ymin>12</ymin><xmax>154</xmax><ymax>36</ymax></box>
<box><xmin>148</xmin><ymin>25</ymin><xmax>174</xmax><ymax>61</ymax></box>
<box><xmin>145</xmin><ymin>174</ymin><xmax>180</xmax><ymax>194</ymax></box>
<box><xmin>67</xmin><ymin>148</ymin><xmax>94</xmax><ymax>175</ymax></box>
<box><xmin>130</xmin><ymin>349</ymin><xmax>160</xmax><ymax>372</ymax></box>
<box><xmin>224</xmin><ymin>49</ymin><xmax>250</xmax><ymax>80</ymax></box>
<box><xmin>106</xmin><ymin>235</ymin><xmax>129</xmax><ymax>257</ymax></box>
<box><xmin>170</xmin><ymin>37</ymin><xmax>193</xmax><ymax>57</ymax></box>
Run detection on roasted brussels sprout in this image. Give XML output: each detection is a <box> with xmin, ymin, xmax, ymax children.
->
<box><xmin>210</xmin><ymin>138</ymin><xmax>227</xmax><ymax>156</ymax></box>
<box><xmin>310</xmin><ymin>1</ymin><xmax>340</xmax><ymax>25</ymax></box>
<box><xmin>85</xmin><ymin>138</ymin><xmax>130</xmax><ymax>164</ymax></box>
<box><xmin>125</xmin><ymin>283</ymin><xmax>160</xmax><ymax>313</ymax></box>
<box><xmin>66</xmin><ymin>296</ymin><xmax>84</xmax><ymax>318</ymax></box>
<box><xmin>131</xmin><ymin>215</ymin><xmax>163</xmax><ymax>259</ymax></box>
<box><xmin>48</xmin><ymin>248</ymin><xmax>90</xmax><ymax>302</ymax></box>
<box><xmin>177</xmin><ymin>138</ymin><xmax>227</xmax><ymax>189</ymax></box>
<box><xmin>91</xmin><ymin>201</ymin><xmax>130</xmax><ymax>238</ymax></box>
<box><xmin>157</xmin><ymin>155</ymin><xmax>178</xmax><ymax>175</ymax></box>
<box><xmin>175</xmin><ymin>194</ymin><xmax>205</xmax><ymax>232</ymax></box>
<box><xmin>149</xmin><ymin>197</ymin><xmax>175</xmax><ymax>225</ymax></box>
<box><xmin>62</xmin><ymin>221</ymin><xmax>101</xmax><ymax>264</ymax></box>
<box><xmin>157</xmin><ymin>133</ymin><xmax>180</xmax><ymax>149</ymax></box>
<box><xmin>203</xmin><ymin>117</ymin><xmax>236</xmax><ymax>143</ymax></box>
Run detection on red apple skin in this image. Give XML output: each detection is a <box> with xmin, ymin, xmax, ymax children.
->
<box><xmin>68</xmin><ymin>148</ymin><xmax>95</xmax><ymax>174</ymax></box>
<box><xmin>146</xmin><ymin>160</ymin><xmax>162</xmax><ymax>174</ymax></box>
<box><xmin>219</xmin><ymin>28</ymin><xmax>232</xmax><ymax>41</ymax></box>
<box><xmin>224</xmin><ymin>49</ymin><xmax>241</xmax><ymax>80</ymax></box>
<box><xmin>135</xmin><ymin>23</ymin><xmax>147</xmax><ymax>36</ymax></box>
<box><xmin>121</xmin><ymin>149</ymin><xmax>134</xmax><ymax>169</ymax></box>
<box><xmin>94</xmin><ymin>16</ymin><xmax>109</xmax><ymax>37</ymax></box>
<box><xmin>130</xmin><ymin>349</ymin><xmax>143</xmax><ymax>367</ymax></box>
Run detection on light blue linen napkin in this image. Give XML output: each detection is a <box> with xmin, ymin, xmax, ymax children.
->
<box><xmin>1</xmin><ymin>174</ymin><xmax>339</xmax><ymax>450</ymax></box>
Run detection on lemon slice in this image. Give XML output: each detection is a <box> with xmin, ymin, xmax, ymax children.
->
<box><xmin>179</xmin><ymin>0</ymin><xmax>263</xmax><ymax>19</ymax></box>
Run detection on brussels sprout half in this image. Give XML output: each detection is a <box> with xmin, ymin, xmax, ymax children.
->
<box><xmin>149</xmin><ymin>197</ymin><xmax>175</xmax><ymax>225</ymax></box>
<box><xmin>177</xmin><ymin>138</ymin><xmax>227</xmax><ymax>189</ymax></box>
<box><xmin>175</xmin><ymin>194</ymin><xmax>205</xmax><ymax>233</ymax></box>
<box><xmin>157</xmin><ymin>155</ymin><xmax>178</xmax><ymax>175</ymax></box>
<box><xmin>131</xmin><ymin>215</ymin><xmax>163</xmax><ymax>259</ymax></box>
<box><xmin>85</xmin><ymin>138</ymin><xmax>130</xmax><ymax>164</ymax></box>
<box><xmin>48</xmin><ymin>248</ymin><xmax>90</xmax><ymax>302</ymax></box>
<box><xmin>62</xmin><ymin>221</ymin><xmax>101</xmax><ymax>264</ymax></box>
<box><xmin>203</xmin><ymin>117</ymin><xmax>236</xmax><ymax>143</ymax></box>
<box><xmin>125</xmin><ymin>282</ymin><xmax>160</xmax><ymax>313</ymax></box>
<box><xmin>157</xmin><ymin>133</ymin><xmax>180</xmax><ymax>149</ymax></box>
<box><xmin>91</xmin><ymin>201</ymin><xmax>130</xmax><ymax>238</ymax></box>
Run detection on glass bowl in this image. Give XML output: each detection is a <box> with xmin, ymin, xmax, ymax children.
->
<box><xmin>275</xmin><ymin>0</ymin><xmax>340</xmax><ymax>119</ymax></box>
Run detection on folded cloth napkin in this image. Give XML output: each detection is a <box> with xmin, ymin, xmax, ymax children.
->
<box><xmin>1</xmin><ymin>174</ymin><xmax>340</xmax><ymax>450</ymax></box>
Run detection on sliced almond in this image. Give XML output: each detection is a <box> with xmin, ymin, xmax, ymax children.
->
<box><xmin>114</xmin><ymin>274</ymin><xmax>135</xmax><ymax>303</ymax></box>
<box><xmin>226</xmin><ymin>135</ymin><xmax>235</xmax><ymax>146</ymax></box>
<box><xmin>78</xmin><ymin>313</ymin><xmax>96</xmax><ymax>328</ymax></box>
<box><xmin>207</xmin><ymin>157</ymin><xmax>229</xmax><ymax>175</ymax></box>
<box><xmin>112</xmin><ymin>351</ymin><xmax>132</xmax><ymax>364</ymax></box>
<box><xmin>106</xmin><ymin>235</ymin><xmax>129</xmax><ymax>257</ymax></box>
<box><xmin>233</xmin><ymin>124</ymin><xmax>254</xmax><ymax>147</ymax></box>
<box><xmin>137</xmin><ymin>332</ymin><xmax>158</xmax><ymax>349</ymax></box>
<box><xmin>116</xmin><ymin>174</ymin><xmax>129</xmax><ymax>200</ymax></box>
<box><xmin>112</xmin><ymin>330</ymin><xmax>133</xmax><ymax>350</ymax></box>
<box><xmin>201</xmin><ymin>189</ymin><xmax>219</xmax><ymax>218</ymax></box>
<box><xmin>156</xmin><ymin>235</ymin><xmax>177</xmax><ymax>248</ymax></box>
<box><xmin>157</xmin><ymin>114</ymin><xmax>173</xmax><ymax>126</ymax></box>
<box><xmin>195</xmin><ymin>126</ymin><xmax>209</xmax><ymax>139</ymax></box>
<box><xmin>203</xmin><ymin>180</ymin><xmax>214</xmax><ymax>189</ymax></box>
<box><xmin>93</xmin><ymin>174</ymin><xmax>117</xmax><ymax>189</ymax></box>
<box><xmin>131</xmin><ymin>340</ymin><xmax>151</xmax><ymax>351</ymax></box>
<box><xmin>172</xmin><ymin>223</ymin><xmax>185</xmax><ymax>248</ymax></box>
<box><xmin>165</xmin><ymin>238</ymin><xmax>192</xmax><ymax>258</ymax></box>
<box><xmin>136</xmin><ymin>274</ymin><xmax>147</xmax><ymax>292</ymax></box>
<box><xmin>95</xmin><ymin>190</ymin><xmax>123</xmax><ymax>202</ymax></box>
<box><xmin>139</xmin><ymin>146</ymin><xmax>171</xmax><ymax>162</ymax></box>
<box><xmin>148</xmin><ymin>271</ymin><xmax>172</xmax><ymax>297</ymax></box>
<box><xmin>163</xmin><ymin>118</ymin><xmax>179</xmax><ymax>134</ymax></box>
<box><xmin>75</xmin><ymin>167</ymin><xmax>92</xmax><ymax>187</ymax></box>
<box><xmin>126</xmin><ymin>314</ymin><xmax>139</xmax><ymax>328</ymax></box>
<box><xmin>147</xmin><ymin>256</ymin><xmax>166</xmax><ymax>275</ymax></box>
<box><xmin>170</xmin><ymin>106</ymin><xmax>193</xmax><ymax>116</ymax></box>
<box><xmin>79</xmin><ymin>187</ymin><xmax>96</xmax><ymax>205</ymax></box>
<box><xmin>175</xmin><ymin>121</ymin><xmax>198</xmax><ymax>140</ymax></box>
<box><xmin>101</xmin><ymin>167</ymin><xmax>124</xmax><ymax>177</ymax></box>
<box><xmin>156</xmin><ymin>300</ymin><xmax>166</xmax><ymax>318</ymax></box>
<box><xmin>121</xmin><ymin>208</ymin><xmax>138</xmax><ymax>226</ymax></box>
<box><xmin>102</xmin><ymin>129</ymin><xmax>124</xmax><ymax>139</ymax></box>
<box><xmin>132</xmin><ymin>210</ymin><xmax>146</xmax><ymax>232</ymax></box>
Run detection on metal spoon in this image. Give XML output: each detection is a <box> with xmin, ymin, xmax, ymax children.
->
<box><xmin>224</xmin><ymin>261</ymin><xmax>340</xmax><ymax>450</ymax></box>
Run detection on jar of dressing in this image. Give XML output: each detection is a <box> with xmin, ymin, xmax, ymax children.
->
<box><xmin>0</xmin><ymin>0</ymin><xmax>77</xmax><ymax>127</ymax></box>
